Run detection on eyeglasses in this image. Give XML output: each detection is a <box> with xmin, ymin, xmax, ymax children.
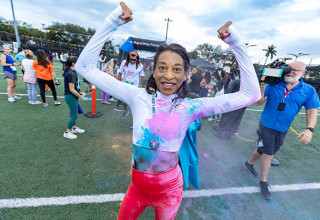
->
<box><xmin>292</xmin><ymin>69</ymin><xmax>304</xmax><ymax>72</ymax></box>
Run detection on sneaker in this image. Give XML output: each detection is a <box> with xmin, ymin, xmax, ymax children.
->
<box><xmin>114</xmin><ymin>106</ymin><xmax>123</xmax><ymax>111</ymax></box>
<box><xmin>8</xmin><ymin>97</ymin><xmax>16</xmax><ymax>102</ymax></box>
<box><xmin>13</xmin><ymin>96</ymin><xmax>22</xmax><ymax>100</ymax></box>
<box><xmin>43</xmin><ymin>103</ymin><xmax>49</xmax><ymax>107</ymax></box>
<box><xmin>32</xmin><ymin>100</ymin><xmax>42</xmax><ymax>105</ymax></box>
<box><xmin>72</xmin><ymin>127</ymin><xmax>85</xmax><ymax>134</ymax></box>
<box><xmin>130</xmin><ymin>123</ymin><xmax>133</xmax><ymax>129</ymax></box>
<box><xmin>243</xmin><ymin>161</ymin><xmax>258</xmax><ymax>178</ymax></box>
<box><xmin>63</xmin><ymin>132</ymin><xmax>77</xmax><ymax>139</ymax></box>
<box><xmin>271</xmin><ymin>157</ymin><xmax>280</xmax><ymax>166</ymax></box>
<box><xmin>260</xmin><ymin>181</ymin><xmax>272</xmax><ymax>200</ymax></box>
<box><xmin>29</xmin><ymin>100</ymin><xmax>33</xmax><ymax>104</ymax></box>
<box><xmin>54</xmin><ymin>101</ymin><xmax>61</xmax><ymax>106</ymax></box>
<box><xmin>109</xmin><ymin>97</ymin><xmax>116</xmax><ymax>101</ymax></box>
<box><xmin>121</xmin><ymin>111</ymin><xmax>129</xmax><ymax>119</ymax></box>
<box><xmin>207</xmin><ymin>117</ymin><xmax>214</xmax><ymax>122</ymax></box>
<box><xmin>104</xmin><ymin>101</ymin><xmax>112</xmax><ymax>105</ymax></box>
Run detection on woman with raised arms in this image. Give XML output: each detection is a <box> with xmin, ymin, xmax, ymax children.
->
<box><xmin>75</xmin><ymin>2</ymin><xmax>260</xmax><ymax>219</ymax></box>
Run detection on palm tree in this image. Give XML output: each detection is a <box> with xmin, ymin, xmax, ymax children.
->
<box><xmin>283</xmin><ymin>57</ymin><xmax>293</xmax><ymax>63</ymax></box>
<box><xmin>263</xmin><ymin>45</ymin><xmax>277</xmax><ymax>66</ymax></box>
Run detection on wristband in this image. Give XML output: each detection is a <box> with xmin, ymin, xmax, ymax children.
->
<box><xmin>306</xmin><ymin>127</ymin><xmax>314</xmax><ymax>132</ymax></box>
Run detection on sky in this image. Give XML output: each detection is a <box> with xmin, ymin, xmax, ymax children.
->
<box><xmin>1</xmin><ymin>0</ymin><xmax>320</xmax><ymax>65</ymax></box>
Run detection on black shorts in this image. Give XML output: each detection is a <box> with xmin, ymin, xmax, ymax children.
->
<box><xmin>257</xmin><ymin>121</ymin><xmax>287</xmax><ymax>155</ymax></box>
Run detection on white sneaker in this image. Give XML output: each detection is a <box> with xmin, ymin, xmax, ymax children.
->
<box><xmin>32</xmin><ymin>100</ymin><xmax>42</xmax><ymax>105</ymax></box>
<box><xmin>72</xmin><ymin>127</ymin><xmax>85</xmax><ymax>134</ymax></box>
<box><xmin>63</xmin><ymin>132</ymin><xmax>77</xmax><ymax>139</ymax></box>
<box><xmin>13</xmin><ymin>96</ymin><xmax>22</xmax><ymax>100</ymax></box>
<box><xmin>29</xmin><ymin>100</ymin><xmax>33</xmax><ymax>104</ymax></box>
<box><xmin>8</xmin><ymin>97</ymin><xmax>16</xmax><ymax>102</ymax></box>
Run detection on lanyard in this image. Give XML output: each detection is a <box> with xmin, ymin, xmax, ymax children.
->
<box><xmin>150</xmin><ymin>92</ymin><xmax>181</xmax><ymax>149</ymax></box>
<box><xmin>283</xmin><ymin>87</ymin><xmax>293</xmax><ymax>102</ymax></box>
<box><xmin>150</xmin><ymin>92</ymin><xmax>159</xmax><ymax>149</ymax></box>
<box><xmin>151</xmin><ymin>92</ymin><xmax>157</xmax><ymax>136</ymax></box>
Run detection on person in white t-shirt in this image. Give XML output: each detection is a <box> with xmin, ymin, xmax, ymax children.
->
<box><xmin>116</xmin><ymin>51</ymin><xmax>145</xmax><ymax>119</ymax></box>
<box><xmin>21</xmin><ymin>50</ymin><xmax>41</xmax><ymax>104</ymax></box>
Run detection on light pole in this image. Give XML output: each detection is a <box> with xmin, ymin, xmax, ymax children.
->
<box><xmin>308</xmin><ymin>58</ymin><xmax>314</xmax><ymax>69</ymax></box>
<box><xmin>287</xmin><ymin>52</ymin><xmax>310</xmax><ymax>61</ymax></box>
<box><xmin>164</xmin><ymin>17</ymin><xmax>172</xmax><ymax>42</ymax></box>
<box><xmin>10</xmin><ymin>0</ymin><xmax>21</xmax><ymax>49</ymax></box>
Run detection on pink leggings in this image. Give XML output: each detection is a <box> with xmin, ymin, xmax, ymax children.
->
<box><xmin>101</xmin><ymin>91</ymin><xmax>110</xmax><ymax>102</ymax></box>
<box><xmin>117</xmin><ymin>165</ymin><xmax>183</xmax><ymax>220</ymax></box>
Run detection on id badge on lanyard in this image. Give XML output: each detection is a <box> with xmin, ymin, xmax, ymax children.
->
<box><xmin>277</xmin><ymin>87</ymin><xmax>292</xmax><ymax>111</ymax></box>
<box><xmin>10</xmin><ymin>66</ymin><xmax>17</xmax><ymax>71</ymax></box>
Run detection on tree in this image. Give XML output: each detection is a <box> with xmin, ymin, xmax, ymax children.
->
<box><xmin>283</xmin><ymin>57</ymin><xmax>293</xmax><ymax>63</ymax></box>
<box><xmin>263</xmin><ymin>45</ymin><xmax>277</xmax><ymax>66</ymax></box>
<box><xmin>188</xmin><ymin>50</ymin><xmax>198</xmax><ymax>59</ymax></box>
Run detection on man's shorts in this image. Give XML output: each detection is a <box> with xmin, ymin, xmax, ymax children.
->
<box><xmin>3</xmin><ymin>71</ymin><xmax>17</xmax><ymax>80</ymax></box>
<box><xmin>257</xmin><ymin>121</ymin><xmax>288</xmax><ymax>155</ymax></box>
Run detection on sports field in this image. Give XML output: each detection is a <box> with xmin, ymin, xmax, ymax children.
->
<box><xmin>0</xmin><ymin>60</ymin><xmax>320</xmax><ymax>219</ymax></box>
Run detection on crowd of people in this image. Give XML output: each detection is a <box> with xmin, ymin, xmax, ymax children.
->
<box><xmin>1</xmin><ymin>1</ymin><xmax>319</xmax><ymax>219</ymax></box>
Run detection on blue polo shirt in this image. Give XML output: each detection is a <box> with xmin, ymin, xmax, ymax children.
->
<box><xmin>14</xmin><ymin>51</ymin><xmax>26</xmax><ymax>68</ymax></box>
<box><xmin>260</xmin><ymin>79</ymin><xmax>320</xmax><ymax>132</ymax></box>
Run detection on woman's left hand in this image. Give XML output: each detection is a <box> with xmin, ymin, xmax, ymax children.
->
<box><xmin>120</xmin><ymin>2</ymin><xmax>133</xmax><ymax>23</ymax></box>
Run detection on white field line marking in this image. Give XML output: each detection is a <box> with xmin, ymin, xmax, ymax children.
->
<box><xmin>1</xmin><ymin>183</ymin><xmax>320</xmax><ymax>208</ymax></box>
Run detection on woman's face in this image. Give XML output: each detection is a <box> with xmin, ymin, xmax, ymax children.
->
<box><xmin>153</xmin><ymin>51</ymin><xmax>186</xmax><ymax>96</ymax></box>
<box><xmin>129</xmin><ymin>54</ymin><xmax>137</xmax><ymax>64</ymax></box>
<box><xmin>3</xmin><ymin>47</ymin><xmax>11</xmax><ymax>54</ymax></box>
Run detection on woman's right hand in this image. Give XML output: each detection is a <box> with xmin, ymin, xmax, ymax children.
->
<box><xmin>80</xmin><ymin>96</ymin><xmax>87</xmax><ymax>102</ymax></box>
<box><xmin>217</xmin><ymin>21</ymin><xmax>232</xmax><ymax>41</ymax></box>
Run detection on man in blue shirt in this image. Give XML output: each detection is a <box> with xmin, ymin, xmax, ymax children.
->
<box><xmin>14</xmin><ymin>46</ymin><xmax>28</xmax><ymax>90</ymax></box>
<box><xmin>243</xmin><ymin>61</ymin><xmax>319</xmax><ymax>200</ymax></box>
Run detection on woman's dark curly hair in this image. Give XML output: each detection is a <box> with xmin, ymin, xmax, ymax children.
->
<box><xmin>146</xmin><ymin>43</ymin><xmax>190</xmax><ymax>99</ymax></box>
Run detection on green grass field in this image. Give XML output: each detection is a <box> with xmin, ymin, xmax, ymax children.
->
<box><xmin>0</xmin><ymin>60</ymin><xmax>320</xmax><ymax>219</ymax></box>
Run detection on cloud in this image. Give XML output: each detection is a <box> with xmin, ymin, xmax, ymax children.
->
<box><xmin>1</xmin><ymin>0</ymin><xmax>320</xmax><ymax>64</ymax></box>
